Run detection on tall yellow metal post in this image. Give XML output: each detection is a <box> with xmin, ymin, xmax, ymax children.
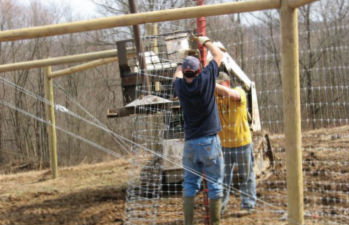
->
<box><xmin>152</xmin><ymin>23</ymin><xmax>159</xmax><ymax>54</ymax></box>
<box><xmin>280</xmin><ymin>0</ymin><xmax>304</xmax><ymax>224</ymax></box>
<box><xmin>44</xmin><ymin>66</ymin><xmax>58</xmax><ymax>178</ymax></box>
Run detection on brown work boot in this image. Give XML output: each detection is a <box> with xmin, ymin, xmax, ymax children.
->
<box><xmin>183</xmin><ymin>197</ymin><xmax>195</xmax><ymax>225</ymax></box>
<box><xmin>210</xmin><ymin>198</ymin><xmax>222</xmax><ymax>225</ymax></box>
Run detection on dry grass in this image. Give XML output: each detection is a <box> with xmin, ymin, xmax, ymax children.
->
<box><xmin>0</xmin><ymin>158</ymin><xmax>135</xmax><ymax>225</ymax></box>
<box><xmin>0</xmin><ymin>158</ymin><xmax>131</xmax><ymax>197</ymax></box>
<box><xmin>0</xmin><ymin>126</ymin><xmax>348</xmax><ymax>224</ymax></box>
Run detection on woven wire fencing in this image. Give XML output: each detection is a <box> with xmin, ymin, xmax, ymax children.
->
<box><xmin>123</xmin><ymin>3</ymin><xmax>349</xmax><ymax>225</ymax></box>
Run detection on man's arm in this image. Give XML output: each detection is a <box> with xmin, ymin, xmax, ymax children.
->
<box><xmin>194</xmin><ymin>36</ymin><xmax>223</xmax><ymax>67</ymax></box>
<box><xmin>173</xmin><ymin>65</ymin><xmax>183</xmax><ymax>80</ymax></box>
<box><xmin>215</xmin><ymin>83</ymin><xmax>241</xmax><ymax>101</ymax></box>
<box><xmin>205</xmin><ymin>41</ymin><xmax>223</xmax><ymax>67</ymax></box>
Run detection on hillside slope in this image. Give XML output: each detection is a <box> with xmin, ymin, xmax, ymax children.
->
<box><xmin>0</xmin><ymin>126</ymin><xmax>348</xmax><ymax>225</ymax></box>
<box><xmin>0</xmin><ymin>159</ymin><xmax>131</xmax><ymax>225</ymax></box>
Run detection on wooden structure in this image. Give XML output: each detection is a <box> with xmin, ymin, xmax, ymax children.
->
<box><xmin>0</xmin><ymin>0</ymin><xmax>319</xmax><ymax>224</ymax></box>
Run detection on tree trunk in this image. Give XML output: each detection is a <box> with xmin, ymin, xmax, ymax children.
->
<box><xmin>303</xmin><ymin>5</ymin><xmax>316</xmax><ymax>129</ymax></box>
<box><xmin>0</xmin><ymin>109</ymin><xmax>3</xmax><ymax>163</ymax></box>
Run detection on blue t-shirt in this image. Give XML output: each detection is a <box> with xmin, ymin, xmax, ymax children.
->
<box><xmin>174</xmin><ymin>60</ymin><xmax>221</xmax><ymax>140</ymax></box>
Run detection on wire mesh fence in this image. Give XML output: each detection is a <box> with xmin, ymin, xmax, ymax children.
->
<box><xmin>122</xmin><ymin>4</ymin><xmax>349</xmax><ymax>224</ymax></box>
<box><xmin>0</xmin><ymin>0</ymin><xmax>347</xmax><ymax>224</ymax></box>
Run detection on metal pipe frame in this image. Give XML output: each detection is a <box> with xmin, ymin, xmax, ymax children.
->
<box><xmin>49</xmin><ymin>57</ymin><xmax>118</xmax><ymax>79</ymax></box>
<box><xmin>44</xmin><ymin>66</ymin><xmax>58</xmax><ymax>179</ymax></box>
<box><xmin>0</xmin><ymin>49</ymin><xmax>118</xmax><ymax>72</ymax></box>
<box><xmin>280</xmin><ymin>0</ymin><xmax>304</xmax><ymax>224</ymax></box>
<box><xmin>288</xmin><ymin>0</ymin><xmax>318</xmax><ymax>8</ymax></box>
<box><xmin>0</xmin><ymin>0</ymin><xmax>319</xmax><ymax>220</ymax></box>
<box><xmin>0</xmin><ymin>0</ymin><xmax>280</xmax><ymax>42</ymax></box>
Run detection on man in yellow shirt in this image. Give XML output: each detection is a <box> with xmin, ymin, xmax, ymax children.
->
<box><xmin>215</xmin><ymin>72</ymin><xmax>257</xmax><ymax>213</ymax></box>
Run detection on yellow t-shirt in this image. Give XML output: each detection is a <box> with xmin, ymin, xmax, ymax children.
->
<box><xmin>216</xmin><ymin>87</ymin><xmax>252</xmax><ymax>148</ymax></box>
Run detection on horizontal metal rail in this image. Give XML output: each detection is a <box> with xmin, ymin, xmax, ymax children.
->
<box><xmin>0</xmin><ymin>49</ymin><xmax>118</xmax><ymax>72</ymax></box>
<box><xmin>288</xmin><ymin>0</ymin><xmax>318</xmax><ymax>8</ymax></box>
<box><xmin>49</xmin><ymin>57</ymin><xmax>118</xmax><ymax>79</ymax></box>
<box><xmin>0</xmin><ymin>0</ymin><xmax>280</xmax><ymax>42</ymax></box>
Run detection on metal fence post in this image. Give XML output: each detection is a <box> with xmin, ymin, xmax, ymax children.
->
<box><xmin>44</xmin><ymin>66</ymin><xmax>58</xmax><ymax>178</ymax></box>
<box><xmin>280</xmin><ymin>0</ymin><xmax>304</xmax><ymax>224</ymax></box>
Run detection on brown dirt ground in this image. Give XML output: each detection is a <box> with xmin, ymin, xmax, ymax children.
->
<box><xmin>0</xmin><ymin>159</ymin><xmax>131</xmax><ymax>225</ymax></box>
<box><xmin>0</xmin><ymin>126</ymin><xmax>348</xmax><ymax>225</ymax></box>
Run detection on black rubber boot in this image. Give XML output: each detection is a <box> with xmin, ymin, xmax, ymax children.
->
<box><xmin>183</xmin><ymin>197</ymin><xmax>195</xmax><ymax>225</ymax></box>
<box><xmin>210</xmin><ymin>198</ymin><xmax>222</xmax><ymax>225</ymax></box>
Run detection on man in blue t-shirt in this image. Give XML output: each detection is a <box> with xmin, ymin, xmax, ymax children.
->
<box><xmin>173</xmin><ymin>36</ymin><xmax>224</xmax><ymax>225</ymax></box>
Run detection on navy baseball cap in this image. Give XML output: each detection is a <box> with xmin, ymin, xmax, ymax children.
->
<box><xmin>182</xmin><ymin>56</ymin><xmax>200</xmax><ymax>73</ymax></box>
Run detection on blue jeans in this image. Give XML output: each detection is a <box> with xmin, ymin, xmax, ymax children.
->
<box><xmin>182</xmin><ymin>135</ymin><xmax>224</xmax><ymax>199</ymax></box>
<box><xmin>222</xmin><ymin>143</ymin><xmax>257</xmax><ymax>209</ymax></box>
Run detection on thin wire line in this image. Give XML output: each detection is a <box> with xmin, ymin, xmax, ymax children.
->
<box><xmin>53</xmin><ymin>82</ymin><xmax>131</xmax><ymax>153</ymax></box>
<box><xmin>0</xmin><ymin>99</ymin><xmax>124</xmax><ymax>158</ymax></box>
<box><xmin>0</xmin><ymin>76</ymin><xmax>132</xmax><ymax>154</ymax></box>
<box><xmin>0</xmin><ymin>77</ymin><xmax>301</xmax><ymax>222</ymax></box>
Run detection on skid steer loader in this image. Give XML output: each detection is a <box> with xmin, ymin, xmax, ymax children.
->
<box><xmin>108</xmin><ymin>32</ymin><xmax>274</xmax><ymax>195</ymax></box>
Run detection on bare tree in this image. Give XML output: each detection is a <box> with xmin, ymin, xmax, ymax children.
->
<box><xmin>0</xmin><ymin>83</ymin><xmax>3</xmax><ymax>163</ymax></box>
<box><xmin>297</xmin><ymin>0</ymin><xmax>349</xmax><ymax>128</ymax></box>
<box><xmin>90</xmin><ymin>0</ymin><xmax>189</xmax><ymax>46</ymax></box>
